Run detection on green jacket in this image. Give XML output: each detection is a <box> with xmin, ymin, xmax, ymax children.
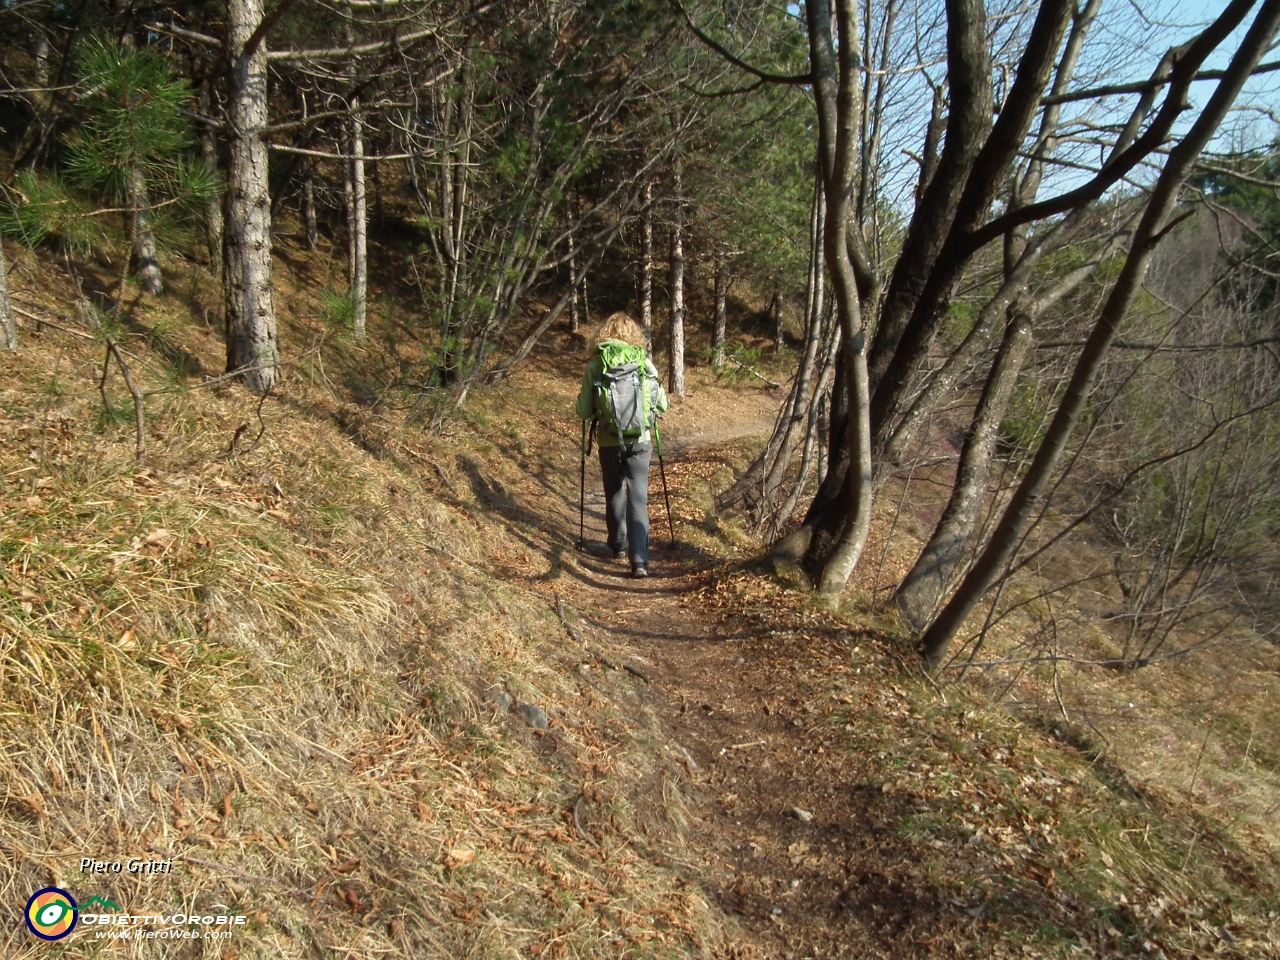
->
<box><xmin>576</xmin><ymin>340</ymin><xmax>669</xmax><ymax>448</ymax></box>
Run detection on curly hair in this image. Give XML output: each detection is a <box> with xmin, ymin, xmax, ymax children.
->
<box><xmin>590</xmin><ymin>312</ymin><xmax>646</xmax><ymax>352</ymax></box>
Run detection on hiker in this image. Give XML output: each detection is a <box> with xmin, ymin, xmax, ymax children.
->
<box><xmin>577</xmin><ymin>312</ymin><xmax>669</xmax><ymax>578</ymax></box>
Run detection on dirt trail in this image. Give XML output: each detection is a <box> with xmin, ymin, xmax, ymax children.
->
<box><xmin>556</xmin><ymin>437</ymin><xmax>946</xmax><ymax>960</ymax></box>
<box><xmin>528</xmin><ymin>388</ymin><xmax>1280</xmax><ymax>960</ymax></box>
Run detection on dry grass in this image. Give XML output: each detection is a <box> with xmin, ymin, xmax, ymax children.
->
<box><xmin>702</xmin><ymin>561</ymin><xmax>1280</xmax><ymax>956</ymax></box>
<box><xmin>4</xmin><ymin>227</ymin><xmax>1278</xmax><ymax>959</ymax></box>
<box><xmin>821</xmin><ymin>447</ymin><xmax>1280</xmax><ymax>956</ymax></box>
<box><xmin>0</xmin><ymin>241</ymin><xmax>732</xmax><ymax>959</ymax></box>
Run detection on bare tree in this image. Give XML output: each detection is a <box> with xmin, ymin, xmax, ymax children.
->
<box><xmin>894</xmin><ymin>312</ymin><xmax>1033</xmax><ymax>629</ymax></box>
<box><xmin>917</xmin><ymin>0</ymin><xmax>1280</xmax><ymax>671</ymax></box>
<box><xmin>803</xmin><ymin>0</ymin><xmax>874</xmax><ymax>598</ymax></box>
<box><xmin>669</xmin><ymin>164</ymin><xmax>686</xmax><ymax>397</ymax></box>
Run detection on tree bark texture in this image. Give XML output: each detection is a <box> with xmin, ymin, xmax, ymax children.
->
<box><xmin>784</xmin><ymin>0</ymin><xmax>999</xmax><ymax>582</ymax></box>
<box><xmin>755</xmin><ymin>199</ymin><xmax>829</xmax><ymax>522</ymax></box>
<box><xmin>128</xmin><ymin>166</ymin><xmax>164</xmax><ymax>296</ymax></box>
<box><xmin>864</xmin><ymin>0</ymin><xmax>994</xmax><ymax>401</ymax></box>
<box><xmin>773</xmin><ymin>323</ymin><xmax>840</xmax><ymax>535</ymax></box>
<box><xmin>223</xmin><ymin>0</ymin><xmax>280</xmax><ymax>393</ymax></box>
<box><xmin>772</xmin><ymin>336</ymin><xmax>850</xmax><ymax>570</ymax></box>
<box><xmin>867</xmin><ymin>0</ymin><xmax>1074</xmax><ymax>450</ymax></box>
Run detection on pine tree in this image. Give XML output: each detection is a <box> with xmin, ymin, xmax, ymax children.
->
<box><xmin>65</xmin><ymin>38</ymin><xmax>211</xmax><ymax>296</ymax></box>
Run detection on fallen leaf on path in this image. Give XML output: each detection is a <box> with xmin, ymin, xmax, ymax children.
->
<box><xmin>445</xmin><ymin>847</ymin><xmax>476</xmax><ymax>870</ymax></box>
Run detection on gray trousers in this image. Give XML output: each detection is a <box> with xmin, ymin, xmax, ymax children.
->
<box><xmin>599</xmin><ymin>442</ymin><xmax>652</xmax><ymax>565</ymax></box>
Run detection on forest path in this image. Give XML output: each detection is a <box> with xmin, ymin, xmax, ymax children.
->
<box><xmin>548</xmin><ymin>426</ymin><xmax>948</xmax><ymax>960</ymax></box>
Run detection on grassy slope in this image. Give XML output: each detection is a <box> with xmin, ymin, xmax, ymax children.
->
<box><xmin>0</xmin><ymin>237</ymin><xmax>739</xmax><ymax>958</ymax></box>
<box><xmin>0</xmin><ymin>229</ymin><xmax>1277</xmax><ymax>960</ymax></box>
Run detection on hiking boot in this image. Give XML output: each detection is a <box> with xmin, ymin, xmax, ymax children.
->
<box><xmin>613</xmin><ymin>548</ymin><xmax>628</xmax><ymax>560</ymax></box>
<box><xmin>631</xmin><ymin>563</ymin><xmax>649</xmax><ymax>579</ymax></box>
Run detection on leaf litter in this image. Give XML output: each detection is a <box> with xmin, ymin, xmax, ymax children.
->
<box><xmin>1</xmin><ymin>246</ymin><xmax>1278</xmax><ymax>959</ymax></box>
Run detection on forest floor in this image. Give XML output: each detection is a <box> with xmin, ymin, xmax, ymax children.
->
<box><xmin>485</xmin><ymin>371</ymin><xmax>1280</xmax><ymax>959</ymax></box>
<box><xmin>2</xmin><ymin>234</ymin><xmax>1277</xmax><ymax>959</ymax></box>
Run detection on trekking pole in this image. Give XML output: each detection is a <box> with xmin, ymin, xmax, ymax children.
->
<box><xmin>655</xmin><ymin>423</ymin><xmax>675</xmax><ymax>546</ymax></box>
<box><xmin>578</xmin><ymin>420</ymin><xmax>587</xmax><ymax>549</ymax></box>
<box><xmin>578</xmin><ymin>419</ymin><xmax>597</xmax><ymax>549</ymax></box>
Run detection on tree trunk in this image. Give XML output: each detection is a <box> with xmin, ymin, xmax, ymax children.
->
<box><xmin>435</xmin><ymin>59</ymin><xmax>472</xmax><ymax>380</ymax></box>
<box><xmin>348</xmin><ymin>96</ymin><xmax>368</xmax><ymax>339</ymax></box>
<box><xmin>771</xmin><ymin>287</ymin><xmax>784</xmax><ymax>353</ymax></box>
<box><xmin>773</xmin><ymin>321</ymin><xmax>839</xmax><ymax>534</ymax></box>
<box><xmin>863</xmin><ymin>0</ymin><xmax>994</xmax><ymax>403</ymax></box>
<box><xmin>917</xmin><ymin>0</ymin><xmax>1280</xmax><ymax>672</ymax></box>
<box><xmin>719</xmin><ymin>174</ymin><xmax>827</xmax><ymax>518</ymax></box>
<box><xmin>128</xmin><ymin>165</ymin><xmax>164</xmax><ymax>296</ymax></box>
<box><xmin>568</xmin><ymin>230</ymin><xmax>580</xmax><ymax>334</ymax></box>
<box><xmin>295</xmin><ymin>86</ymin><xmax>318</xmax><ymax>252</ymax></box>
<box><xmin>13</xmin><ymin>33</ymin><xmax>53</xmax><ymax>171</ymax></box>
<box><xmin>224</xmin><ymin>0</ymin><xmax>280</xmax><ymax>394</ymax></box>
<box><xmin>771</xmin><ymin>347</ymin><xmax>850</xmax><ymax>571</ymax></box>
<box><xmin>894</xmin><ymin>313</ymin><xmax>1032</xmax><ymax>629</ymax></box>
<box><xmin>870</xmin><ymin>0</ymin><xmax>1215</xmax><ymax>458</ymax></box>
<box><xmin>771</xmin><ymin>0</ymin><xmax>871</xmax><ymax>599</ymax></box>
<box><xmin>0</xmin><ymin>238</ymin><xmax>15</xmax><ymax>350</ymax></box>
<box><xmin>712</xmin><ymin>251</ymin><xmax>727</xmax><ymax>368</ymax></box>
<box><xmin>200</xmin><ymin>77</ymin><xmax>224</xmax><ymax>271</ymax></box>
<box><xmin>759</xmin><ymin>262</ymin><xmax>828</xmax><ymax>514</ymax></box>
<box><xmin>787</xmin><ymin>0</ymin><xmax>999</xmax><ymax>585</ymax></box>
<box><xmin>303</xmin><ymin>165</ymin><xmax>318</xmax><ymax>251</ymax></box>
<box><xmin>668</xmin><ymin>168</ymin><xmax>685</xmax><ymax>397</ymax></box>
<box><xmin>640</xmin><ymin>179</ymin><xmax>653</xmax><ymax>356</ymax></box>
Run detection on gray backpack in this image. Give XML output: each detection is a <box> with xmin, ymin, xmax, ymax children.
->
<box><xmin>593</xmin><ymin>342</ymin><xmax>653</xmax><ymax>447</ymax></box>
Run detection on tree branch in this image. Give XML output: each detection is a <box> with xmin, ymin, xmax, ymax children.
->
<box><xmin>1041</xmin><ymin>57</ymin><xmax>1280</xmax><ymax>105</ymax></box>
<box><xmin>667</xmin><ymin>0</ymin><xmax>812</xmax><ymax>86</ymax></box>
<box><xmin>243</xmin><ymin>0</ymin><xmax>300</xmax><ymax>61</ymax></box>
<box><xmin>145</xmin><ymin>23</ymin><xmax>221</xmax><ymax>49</ymax></box>
<box><xmin>267</xmin><ymin>144</ymin><xmax>414</xmax><ymax>161</ymax></box>
<box><xmin>266</xmin><ymin>2</ymin><xmax>504</xmax><ymax>62</ymax></box>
